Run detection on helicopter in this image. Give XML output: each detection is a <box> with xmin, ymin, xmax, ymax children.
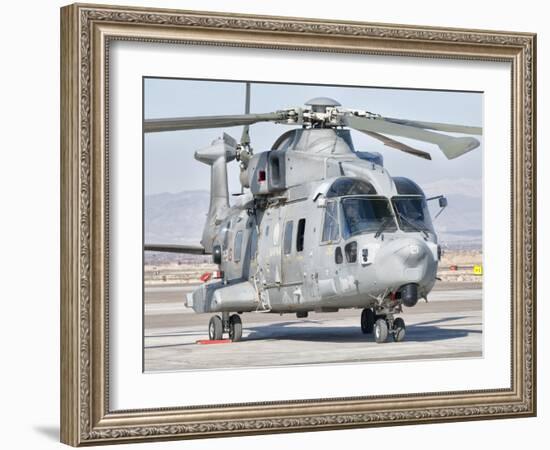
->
<box><xmin>144</xmin><ymin>86</ymin><xmax>482</xmax><ymax>344</ymax></box>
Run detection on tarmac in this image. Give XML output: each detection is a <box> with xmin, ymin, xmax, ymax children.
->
<box><xmin>144</xmin><ymin>282</ymin><xmax>482</xmax><ymax>372</ymax></box>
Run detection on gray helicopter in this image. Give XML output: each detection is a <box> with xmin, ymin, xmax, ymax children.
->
<box><xmin>144</xmin><ymin>88</ymin><xmax>481</xmax><ymax>344</ymax></box>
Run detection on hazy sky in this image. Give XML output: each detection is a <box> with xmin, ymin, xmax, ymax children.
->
<box><xmin>144</xmin><ymin>78</ymin><xmax>482</xmax><ymax>196</ymax></box>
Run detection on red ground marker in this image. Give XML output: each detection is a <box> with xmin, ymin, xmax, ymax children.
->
<box><xmin>196</xmin><ymin>339</ymin><xmax>232</xmax><ymax>345</ymax></box>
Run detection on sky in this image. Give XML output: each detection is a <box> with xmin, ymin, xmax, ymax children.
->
<box><xmin>143</xmin><ymin>78</ymin><xmax>483</xmax><ymax>197</ymax></box>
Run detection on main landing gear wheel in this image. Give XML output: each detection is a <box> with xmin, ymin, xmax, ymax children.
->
<box><xmin>392</xmin><ymin>317</ymin><xmax>406</xmax><ymax>342</ymax></box>
<box><xmin>374</xmin><ymin>318</ymin><xmax>389</xmax><ymax>344</ymax></box>
<box><xmin>208</xmin><ymin>315</ymin><xmax>223</xmax><ymax>340</ymax></box>
<box><xmin>361</xmin><ymin>308</ymin><xmax>375</xmax><ymax>334</ymax></box>
<box><xmin>229</xmin><ymin>314</ymin><xmax>243</xmax><ymax>342</ymax></box>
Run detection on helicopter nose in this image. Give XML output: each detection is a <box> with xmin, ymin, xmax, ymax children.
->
<box><xmin>374</xmin><ymin>237</ymin><xmax>437</xmax><ymax>287</ymax></box>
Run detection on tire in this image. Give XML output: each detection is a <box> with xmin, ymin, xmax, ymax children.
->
<box><xmin>229</xmin><ymin>314</ymin><xmax>243</xmax><ymax>342</ymax></box>
<box><xmin>361</xmin><ymin>308</ymin><xmax>375</xmax><ymax>334</ymax></box>
<box><xmin>393</xmin><ymin>317</ymin><xmax>406</xmax><ymax>342</ymax></box>
<box><xmin>374</xmin><ymin>318</ymin><xmax>389</xmax><ymax>344</ymax></box>
<box><xmin>208</xmin><ymin>315</ymin><xmax>223</xmax><ymax>340</ymax></box>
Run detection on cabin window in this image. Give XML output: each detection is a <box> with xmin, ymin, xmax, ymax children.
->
<box><xmin>283</xmin><ymin>221</ymin><xmax>294</xmax><ymax>255</ymax></box>
<box><xmin>234</xmin><ymin>231</ymin><xmax>243</xmax><ymax>263</ymax></box>
<box><xmin>335</xmin><ymin>247</ymin><xmax>343</xmax><ymax>264</ymax></box>
<box><xmin>345</xmin><ymin>241</ymin><xmax>357</xmax><ymax>263</ymax></box>
<box><xmin>322</xmin><ymin>200</ymin><xmax>340</xmax><ymax>242</ymax></box>
<box><xmin>296</xmin><ymin>218</ymin><xmax>306</xmax><ymax>252</ymax></box>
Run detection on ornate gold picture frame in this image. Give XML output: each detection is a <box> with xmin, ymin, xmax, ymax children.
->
<box><xmin>60</xmin><ymin>3</ymin><xmax>536</xmax><ymax>446</ymax></box>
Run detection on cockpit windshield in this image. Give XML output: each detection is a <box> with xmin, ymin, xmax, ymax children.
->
<box><xmin>341</xmin><ymin>197</ymin><xmax>397</xmax><ymax>238</ymax></box>
<box><xmin>391</xmin><ymin>196</ymin><xmax>434</xmax><ymax>234</ymax></box>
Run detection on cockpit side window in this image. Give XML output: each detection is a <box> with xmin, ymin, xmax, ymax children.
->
<box><xmin>322</xmin><ymin>201</ymin><xmax>340</xmax><ymax>242</ymax></box>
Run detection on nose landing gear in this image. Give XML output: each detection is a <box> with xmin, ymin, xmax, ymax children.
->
<box><xmin>373</xmin><ymin>316</ymin><xmax>407</xmax><ymax>343</ymax></box>
<box><xmin>208</xmin><ymin>312</ymin><xmax>243</xmax><ymax>342</ymax></box>
<box><xmin>373</xmin><ymin>318</ymin><xmax>388</xmax><ymax>343</ymax></box>
<box><xmin>361</xmin><ymin>307</ymin><xmax>406</xmax><ymax>343</ymax></box>
<box><xmin>392</xmin><ymin>317</ymin><xmax>406</xmax><ymax>342</ymax></box>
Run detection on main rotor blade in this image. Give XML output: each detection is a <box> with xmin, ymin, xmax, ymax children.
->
<box><xmin>343</xmin><ymin>115</ymin><xmax>480</xmax><ymax>159</ymax></box>
<box><xmin>144</xmin><ymin>244</ymin><xmax>207</xmax><ymax>255</ymax></box>
<box><xmin>384</xmin><ymin>117</ymin><xmax>482</xmax><ymax>135</ymax></box>
<box><xmin>359</xmin><ymin>130</ymin><xmax>432</xmax><ymax>160</ymax></box>
<box><xmin>241</xmin><ymin>82</ymin><xmax>251</xmax><ymax>145</ymax></box>
<box><xmin>144</xmin><ymin>112</ymin><xmax>284</xmax><ymax>133</ymax></box>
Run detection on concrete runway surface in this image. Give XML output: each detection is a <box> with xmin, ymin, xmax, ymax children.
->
<box><xmin>144</xmin><ymin>282</ymin><xmax>482</xmax><ymax>372</ymax></box>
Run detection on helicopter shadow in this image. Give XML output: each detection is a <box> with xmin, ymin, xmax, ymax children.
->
<box><xmin>244</xmin><ymin>316</ymin><xmax>481</xmax><ymax>344</ymax></box>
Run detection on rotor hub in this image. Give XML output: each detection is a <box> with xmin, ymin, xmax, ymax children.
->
<box><xmin>305</xmin><ymin>97</ymin><xmax>341</xmax><ymax>113</ymax></box>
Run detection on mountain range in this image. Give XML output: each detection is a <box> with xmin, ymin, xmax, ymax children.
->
<box><xmin>145</xmin><ymin>190</ymin><xmax>209</xmax><ymax>245</ymax></box>
<box><xmin>421</xmin><ymin>178</ymin><xmax>482</xmax><ymax>249</ymax></box>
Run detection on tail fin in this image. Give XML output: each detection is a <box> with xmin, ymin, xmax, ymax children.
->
<box><xmin>194</xmin><ymin>134</ymin><xmax>237</xmax><ymax>252</ymax></box>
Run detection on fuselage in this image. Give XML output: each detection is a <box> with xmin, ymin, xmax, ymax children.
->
<box><xmin>188</xmin><ymin>128</ymin><xmax>440</xmax><ymax>315</ymax></box>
